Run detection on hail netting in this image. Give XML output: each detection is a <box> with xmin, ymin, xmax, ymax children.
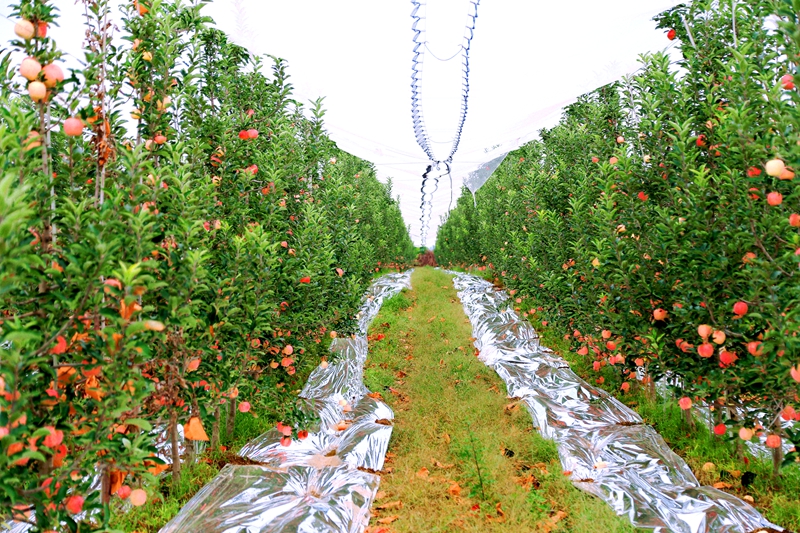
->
<box><xmin>411</xmin><ymin>0</ymin><xmax>479</xmax><ymax>246</ymax></box>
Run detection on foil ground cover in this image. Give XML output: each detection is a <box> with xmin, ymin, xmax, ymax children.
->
<box><xmin>158</xmin><ymin>272</ymin><xmax>412</xmax><ymax>533</ymax></box>
<box><xmin>450</xmin><ymin>271</ymin><xmax>781</xmax><ymax>533</ymax></box>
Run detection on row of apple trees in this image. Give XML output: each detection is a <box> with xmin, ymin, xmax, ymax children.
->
<box><xmin>437</xmin><ymin>0</ymin><xmax>800</xmax><ymax>476</ymax></box>
<box><xmin>0</xmin><ymin>0</ymin><xmax>415</xmax><ymax>529</ymax></box>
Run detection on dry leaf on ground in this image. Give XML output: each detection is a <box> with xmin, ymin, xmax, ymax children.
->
<box><xmin>416</xmin><ymin>467</ymin><xmax>429</xmax><ymax>479</ymax></box>
<box><xmin>375</xmin><ymin>500</ymin><xmax>403</xmax><ymax>510</ymax></box>
<box><xmin>377</xmin><ymin>515</ymin><xmax>400</xmax><ymax>525</ymax></box>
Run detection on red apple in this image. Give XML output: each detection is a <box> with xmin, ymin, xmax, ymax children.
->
<box><xmin>667</xmin><ymin>29</ymin><xmax>676</xmax><ymax>40</ymax></box>
<box><xmin>28</xmin><ymin>81</ymin><xmax>47</xmax><ymax>102</ymax></box>
<box><xmin>14</xmin><ymin>20</ymin><xmax>35</xmax><ymax>40</ymax></box>
<box><xmin>767</xmin><ymin>191</ymin><xmax>783</xmax><ymax>206</ymax></box>
<box><xmin>63</xmin><ymin>117</ymin><xmax>83</xmax><ymax>137</ymax></box>
<box><xmin>42</xmin><ymin>63</ymin><xmax>64</xmax><ymax>88</ymax></box>
<box><xmin>653</xmin><ymin>308</ymin><xmax>667</xmax><ymax>320</ymax></box>
<box><xmin>20</xmin><ymin>57</ymin><xmax>42</xmax><ymax>81</ymax></box>
<box><xmin>781</xmin><ymin>73</ymin><xmax>795</xmax><ymax>90</ymax></box>
<box><xmin>732</xmin><ymin>301</ymin><xmax>748</xmax><ymax>316</ymax></box>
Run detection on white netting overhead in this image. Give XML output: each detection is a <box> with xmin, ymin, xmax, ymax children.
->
<box><xmin>0</xmin><ymin>0</ymin><xmax>680</xmax><ymax>245</ymax></box>
<box><xmin>204</xmin><ymin>0</ymin><xmax>680</xmax><ymax>245</ymax></box>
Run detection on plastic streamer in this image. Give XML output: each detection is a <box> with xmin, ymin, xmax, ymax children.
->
<box><xmin>448</xmin><ymin>271</ymin><xmax>783</xmax><ymax>533</ymax></box>
<box><xmin>410</xmin><ymin>0</ymin><xmax>480</xmax><ymax>245</ymax></box>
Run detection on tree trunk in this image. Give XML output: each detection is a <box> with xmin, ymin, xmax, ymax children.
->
<box><xmin>170</xmin><ymin>410</ymin><xmax>181</xmax><ymax>487</ymax></box>
<box><xmin>211</xmin><ymin>404</ymin><xmax>221</xmax><ymax>450</ymax></box>
<box><xmin>226</xmin><ymin>398</ymin><xmax>237</xmax><ymax>441</ymax></box>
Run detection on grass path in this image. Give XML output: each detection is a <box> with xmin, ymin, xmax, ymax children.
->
<box><xmin>363</xmin><ymin>267</ymin><xmax>638</xmax><ymax>533</ymax></box>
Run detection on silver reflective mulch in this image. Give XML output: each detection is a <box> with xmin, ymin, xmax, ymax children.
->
<box><xmin>160</xmin><ymin>271</ymin><xmax>412</xmax><ymax>533</ymax></box>
<box><xmin>450</xmin><ymin>272</ymin><xmax>782</xmax><ymax>533</ymax></box>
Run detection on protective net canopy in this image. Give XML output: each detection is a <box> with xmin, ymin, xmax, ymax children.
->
<box><xmin>0</xmin><ymin>0</ymin><xmax>679</xmax><ymax>244</ymax></box>
<box><xmin>204</xmin><ymin>0</ymin><xmax>680</xmax><ymax>245</ymax></box>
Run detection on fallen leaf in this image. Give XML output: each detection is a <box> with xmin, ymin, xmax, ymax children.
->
<box><xmin>374</xmin><ymin>418</ymin><xmax>393</xmax><ymax>426</ymax></box>
<box><xmin>447</xmin><ymin>482</ymin><xmax>461</xmax><ymax>496</ymax></box>
<box><xmin>375</xmin><ymin>500</ymin><xmax>403</xmax><ymax>510</ymax></box>
<box><xmin>432</xmin><ymin>459</ymin><xmax>454</xmax><ymax>469</ymax></box>
<box><xmin>377</xmin><ymin>515</ymin><xmax>399</xmax><ymax>525</ymax></box>
<box><xmin>441</xmin><ymin>433</ymin><xmax>451</xmax><ymax>444</ymax></box>
<box><xmin>416</xmin><ymin>467</ymin><xmax>429</xmax><ymax>479</ymax></box>
<box><xmin>375</xmin><ymin>491</ymin><xmax>387</xmax><ymax>500</ymax></box>
<box><xmin>713</xmin><ymin>481</ymin><xmax>732</xmax><ymax>489</ymax></box>
<box><xmin>539</xmin><ymin>510</ymin><xmax>568</xmax><ymax>533</ymax></box>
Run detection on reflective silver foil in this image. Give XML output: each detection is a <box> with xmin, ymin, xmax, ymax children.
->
<box><xmin>450</xmin><ymin>272</ymin><xmax>782</xmax><ymax>533</ymax></box>
<box><xmin>160</xmin><ymin>271</ymin><xmax>412</xmax><ymax>533</ymax></box>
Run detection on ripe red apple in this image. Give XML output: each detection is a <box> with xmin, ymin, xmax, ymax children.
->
<box><xmin>609</xmin><ymin>156</ymin><xmax>618</xmax><ymax>165</ymax></box>
<box><xmin>65</xmin><ymin>495</ymin><xmax>84</xmax><ymax>514</ymax></box>
<box><xmin>696</xmin><ymin>134</ymin><xmax>706</xmax><ymax>147</ymax></box>
<box><xmin>605</xmin><ymin>341</ymin><xmax>617</xmax><ymax>351</ymax></box>
<box><xmin>711</xmin><ymin>330</ymin><xmax>726</xmax><ymax>344</ymax></box>
<box><xmin>697</xmin><ymin>324</ymin><xmax>712</xmax><ymax>339</ymax></box>
<box><xmin>790</xmin><ymin>213</ymin><xmax>800</xmax><ymax>227</ymax></box>
<box><xmin>767</xmin><ymin>191</ymin><xmax>783</xmax><ymax>206</ymax></box>
<box><xmin>713</xmin><ymin>423</ymin><xmax>726</xmax><ymax>436</ymax></box>
<box><xmin>63</xmin><ymin>117</ymin><xmax>83</xmax><ymax>137</ymax></box>
<box><xmin>620</xmin><ymin>382</ymin><xmax>630</xmax><ymax>392</ymax></box>
<box><xmin>247</xmin><ymin>129</ymin><xmax>258</xmax><ymax>139</ymax></box>
<box><xmin>765</xmin><ymin>434</ymin><xmax>782</xmax><ymax>449</ymax></box>
<box><xmin>154</xmin><ymin>134</ymin><xmax>167</xmax><ymax>145</ymax></box>
<box><xmin>28</xmin><ymin>81</ymin><xmax>47</xmax><ymax>102</ymax></box>
<box><xmin>36</xmin><ymin>21</ymin><xmax>47</xmax><ymax>38</ymax></box>
<box><xmin>42</xmin><ymin>63</ymin><xmax>64</xmax><ymax>87</ymax></box>
<box><xmin>591</xmin><ymin>156</ymin><xmax>599</xmax><ymax>163</ymax></box>
<box><xmin>238</xmin><ymin>401</ymin><xmax>251</xmax><ymax>413</ymax></box>
<box><xmin>697</xmin><ymin>343</ymin><xmax>714</xmax><ymax>358</ymax></box>
<box><xmin>780</xmin><ymin>168</ymin><xmax>795</xmax><ymax>180</ymax></box>
<box><xmin>746</xmin><ymin>166</ymin><xmax>761</xmax><ymax>177</ymax></box>
<box><xmin>765</xmin><ymin>159</ymin><xmax>785</xmax><ymax>177</ymax></box>
<box><xmin>732</xmin><ymin>301</ymin><xmax>748</xmax><ymax>316</ymax></box>
<box><xmin>117</xmin><ymin>485</ymin><xmax>132</xmax><ymax>499</ymax></box>
<box><xmin>297</xmin><ymin>430</ymin><xmax>308</xmax><ymax>440</ymax></box>
<box><xmin>738</xmin><ymin>427</ymin><xmax>754</xmax><ymax>441</ymax></box>
<box><xmin>601</xmin><ymin>329</ymin><xmax>612</xmax><ymax>340</ymax></box>
<box><xmin>20</xmin><ymin>57</ymin><xmax>42</xmax><ymax>81</ymax></box>
<box><xmin>637</xmin><ymin>191</ymin><xmax>648</xmax><ymax>201</ymax></box>
<box><xmin>616</xmin><ymin>136</ymin><xmax>624</xmax><ymax>144</ymax></box>
<box><xmin>653</xmin><ymin>308</ymin><xmax>667</xmax><ymax>320</ymax></box>
<box><xmin>238</xmin><ymin>130</ymin><xmax>249</xmax><ymax>140</ymax></box>
<box><xmin>781</xmin><ymin>73</ymin><xmax>795</xmax><ymax>90</ymax></box>
<box><xmin>667</xmin><ymin>28</ymin><xmax>676</xmax><ymax>40</ymax></box>
<box><xmin>678</xmin><ymin>397</ymin><xmax>692</xmax><ymax>410</ymax></box>
<box><xmin>747</xmin><ymin>341</ymin><xmax>763</xmax><ymax>356</ymax></box>
<box><xmin>14</xmin><ymin>19</ymin><xmax>35</xmax><ymax>40</ymax></box>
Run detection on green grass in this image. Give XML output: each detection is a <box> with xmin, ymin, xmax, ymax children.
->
<box><xmin>364</xmin><ymin>267</ymin><xmax>638</xmax><ymax>532</ymax></box>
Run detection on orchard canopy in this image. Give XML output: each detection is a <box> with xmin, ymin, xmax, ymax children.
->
<box><xmin>0</xmin><ymin>0</ymin><xmax>680</xmax><ymax>244</ymax></box>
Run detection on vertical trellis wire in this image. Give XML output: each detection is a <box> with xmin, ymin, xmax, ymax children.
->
<box><xmin>410</xmin><ymin>0</ymin><xmax>480</xmax><ymax>245</ymax></box>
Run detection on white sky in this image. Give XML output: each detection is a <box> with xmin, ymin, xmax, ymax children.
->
<box><xmin>1</xmin><ymin>0</ymin><xmax>679</xmax><ymax>246</ymax></box>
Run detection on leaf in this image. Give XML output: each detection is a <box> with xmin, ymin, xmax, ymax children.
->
<box><xmin>375</xmin><ymin>500</ymin><xmax>403</xmax><ymax>510</ymax></box>
<box><xmin>125</xmin><ymin>418</ymin><xmax>153</xmax><ymax>432</ymax></box>
<box><xmin>447</xmin><ymin>482</ymin><xmax>461</xmax><ymax>496</ymax></box>
<box><xmin>416</xmin><ymin>467</ymin><xmax>429</xmax><ymax>478</ymax></box>
<box><xmin>376</xmin><ymin>515</ymin><xmax>399</xmax><ymax>525</ymax></box>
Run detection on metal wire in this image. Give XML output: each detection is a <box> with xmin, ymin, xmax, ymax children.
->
<box><xmin>410</xmin><ymin>0</ymin><xmax>480</xmax><ymax>245</ymax></box>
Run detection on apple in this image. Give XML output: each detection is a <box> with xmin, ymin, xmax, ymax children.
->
<box><xmin>28</xmin><ymin>81</ymin><xmax>47</xmax><ymax>102</ymax></box>
<box><xmin>637</xmin><ymin>191</ymin><xmax>648</xmax><ymax>201</ymax></box>
<box><xmin>781</xmin><ymin>73</ymin><xmax>795</xmax><ymax>90</ymax></box>
<box><xmin>616</xmin><ymin>136</ymin><xmax>624</xmax><ymax>144</ymax></box>
<box><xmin>20</xmin><ymin>57</ymin><xmax>42</xmax><ymax>81</ymax></box>
<box><xmin>713</xmin><ymin>423</ymin><xmax>726</xmax><ymax>436</ymax></box>
<box><xmin>747</xmin><ymin>341</ymin><xmax>763</xmax><ymax>356</ymax></box>
<box><xmin>609</xmin><ymin>156</ymin><xmax>618</xmax><ymax>165</ymax></box>
<box><xmin>667</xmin><ymin>28</ymin><xmax>676</xmax><ymax>40</ymax></box>
<box><xmin>696</xmin><ymin>134</ymin><xmax>706</xmax><ymax>147</ymax></box>
<box><xmin>65</xmin><ymin>495</ymin><xmax>84</xmax><ymax>514</ymax></box>
<box><xmin>63</xmin><ymin>117</ymin><xmax>84</xmax><ymax>137</ymax></box>
<box><xmin>42</xmin><ymin>63</ymin><xmax>64</xmax><ymax>87</ymax></box>
<box><xmin>601</xmin><ymin>329</ymin><xmax>612</xmax><ymax>340</ymax></box>
<box><xmin>767</xmin><ymin>191</ymin><xmax>783</xmax><ymax>206</ymax></box>
<box><xmin>653</xmin><ymin>308</ymin><xmax>667</xmax><ymax>320</ymax></box>
<box><xmin>697</xmin><ymin>343</ymin><xmax>714</xmax><ymax>358</ymax></box>
<box><xmin>620</xmin><ymin>382</ymin><xmax>630</xmax><ymax>392</ymax></box>
<box><xmin>738</xmin><ymin>427</ymin><xmax>754</xmax><ymax>441</ymax></box>
<box><xmin>36</xmin><ymin>21</ymin><xmax>47</xmax><ymax>38</ymax></box>
<box><xmin>765</xmin><ymin>434</ymin><xmax>781</xmax><ymax>449</ymax></box>
<box><xmin>154</xmin><ymin>134</ymin><xmax>167</xmax><ymax>145</ymax></box>
<box><xmin>591</xmin><ymin>156</ymin><xmax>599</xmax><ymax>163</ymax></box>
<box><xmin>780</xmin><ymin>168</ymin><xmax>794</xmax><ymax>180</ymax></box>
<box><xmin>711</xmin><ymin>330</ymin><xmax>726</xmax><ymax>344</ymax></box>
<box><xmin>238</xmin><ymin>130</ymin><xmax>249</xmax><ymax>140</ymax></box>
<box><xmin>697</xmin><ymin>324</ymin><xmax>712</xmax><ymax>339</ymax></box>
<box><xmin>678</xmin><ymin>397</ymin><xmax>692</xmax><ymax>410</ymax></box>
<box><xmin>790</xmin><ymin>214</ymin><xmax>800</xmax><ymax>227</ymax></box>
<box><xmin>238</xmin><ymin>401</ymin><xmax>251</xmax><ymax>413</ymax></box>
<box><xmin>605</xmin><ymin>341</ymin><xmax>617</xmax><ymax>351</ymax></box>
<box><xmin>765</xmin><ymin>159</ymin><xmax>785</xmax><ymax>177</ymax></box>
<box><xmin>14</xmin><ymin>20</ymin><xmax>35</xmax><ymax>40</ymax></box>
<box><xmin>117</xmin><ymin>485</ymin><xmax>132</xmax><ymax>499</ymax></box>
<box><xmin>129</xmin><ymin>489</ymin><xmax>147</xmax><ymax>507</ymax></box>
<box><xmin>247</xmin><ymin>129</ymin><xmax>258</xmax><ymax>139</ymax></box>
<box><xmin>732</xmin><ymin>301</ymin><xmax>748</xmax><ymax>316</ymax></box>
<box><xmin>25</xmin><ymin>131</ymin><xmax>42</xmax><ymax>150</ymax></box>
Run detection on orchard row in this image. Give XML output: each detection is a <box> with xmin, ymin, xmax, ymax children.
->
<box><xmin>0</xmin><ymin>0</ymin><xmax>415</xmax><ymax>530</ymax></box>
<box><xmin>437</xmin><ymin>0</ymin><xmax>800</xmax><ymax>476</ymax></box>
